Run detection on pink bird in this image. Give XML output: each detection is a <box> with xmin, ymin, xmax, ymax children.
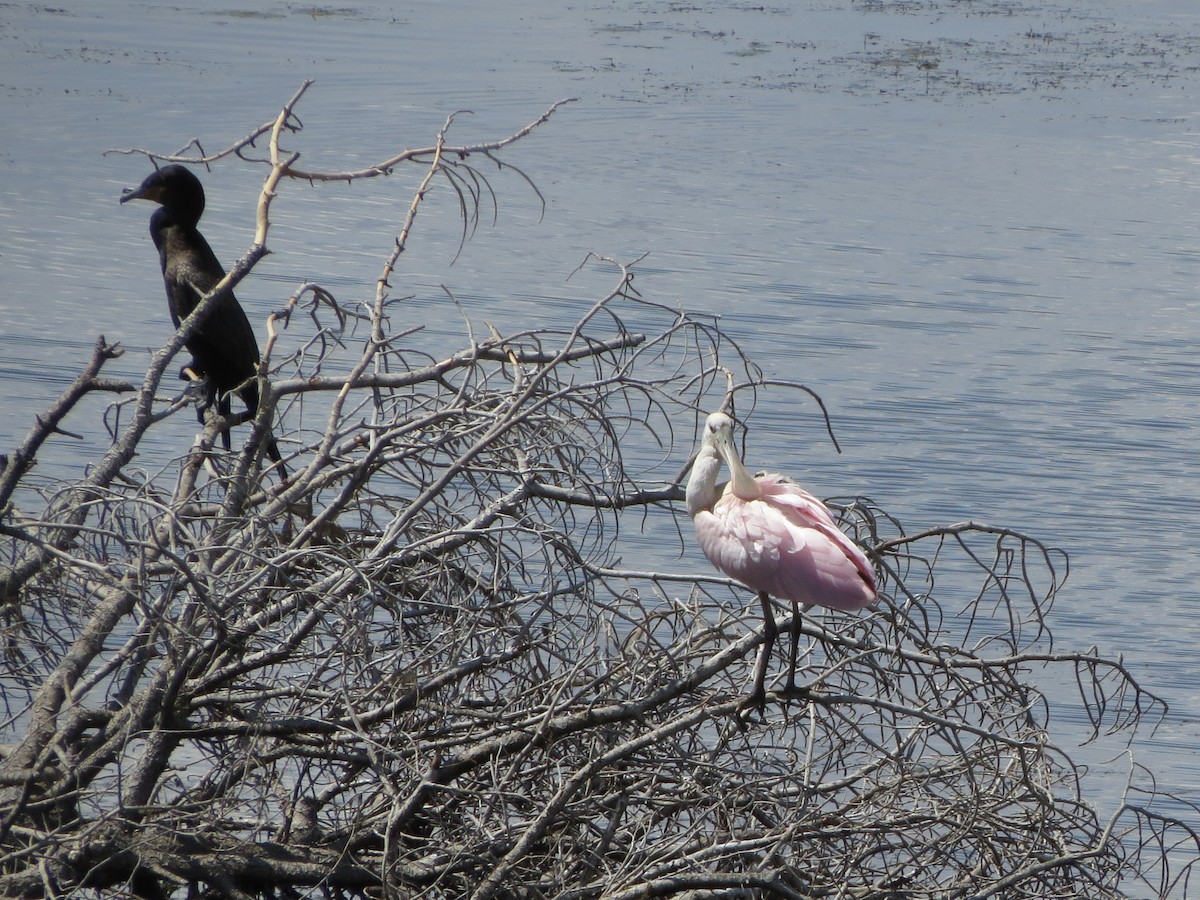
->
<box><xmin>686</xmin><ymin>411</ymin><xmax>876</xmax><ymax>702</ymax></box>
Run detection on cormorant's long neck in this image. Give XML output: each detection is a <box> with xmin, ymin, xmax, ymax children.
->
<box><xmin>148</xmin><ymin>206</ymin><xmax>201</xmax><ymax>255</ymax></box>
<box><xmin>148</xmin><ymin>206</ymin><xmax>180</xmax><ymax>256</ymax></box>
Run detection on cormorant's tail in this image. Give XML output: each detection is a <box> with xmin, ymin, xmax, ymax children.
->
<box><xmin>264</xmin><ymin>433</ymin><xmax>286</xmax><ymax>477</ymax></box>
<box><xmin>240</xmin><ymin>383</ymin><xmax>287</xmax><ymax>478</ymax></box>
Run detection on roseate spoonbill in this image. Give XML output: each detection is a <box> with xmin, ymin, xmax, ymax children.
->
<box><xmin>686</xmin><ymin>411</ymin><xmax>875</xmax><ymax>702</ymax></box>
<box><xmin>122</xmin><ymin>165</ymin><xmax>283</xmax><ymax>470</ymax></box>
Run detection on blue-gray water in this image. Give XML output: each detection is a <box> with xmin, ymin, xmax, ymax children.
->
<box><xmin>3</xmin><ymin>0</ymin><xmax>1199</xmax><ymax>861</ymax></box>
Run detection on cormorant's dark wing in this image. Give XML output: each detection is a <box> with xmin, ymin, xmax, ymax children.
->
<box><xmin>154</xmin><ymin>219</ymin><xmax>263</xmax><ymax>411</ymax></box>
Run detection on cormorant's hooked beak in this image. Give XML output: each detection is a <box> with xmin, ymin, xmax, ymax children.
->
<box><xmin>120</xmin><ymin>175</ymin><xmax>163</xmax><ymax>205</ymax></box>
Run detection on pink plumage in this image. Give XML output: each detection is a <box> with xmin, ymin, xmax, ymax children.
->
<box><xmin>695</xmin><ymin>473</ymin><xmax>875</xmax><ymax>612</ymax></box>
<box><xmin>686</xmin><ymin>412</ymin><xmax>876</xmax><ymax>701</ymax></box>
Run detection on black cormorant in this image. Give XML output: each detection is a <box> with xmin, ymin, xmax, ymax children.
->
<box><xmin>121</xmin><ymin>165</ymin><xmax>283</xmax><ymax>470</ymax></box>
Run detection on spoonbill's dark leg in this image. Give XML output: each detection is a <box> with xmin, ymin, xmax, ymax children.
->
<box><xmin>747</xmin><ymin>590</ymin><xmax>778</xmax><ymax>705</ymax></box>
<box><xmin>786</xmin><ymin>598</ymin><xmax>802</xmax><ymax>694</ymax></box>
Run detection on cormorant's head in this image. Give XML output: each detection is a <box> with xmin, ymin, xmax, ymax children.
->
<box><xmin>120</xmin><ymin>165</ymin><xmax>206</xmax><ymax>225</ymax></box>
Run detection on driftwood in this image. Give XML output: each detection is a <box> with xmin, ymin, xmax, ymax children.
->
<box><xmin>1</xmin><ymin>84</ymin><xmax>1196</xmax><ymax>899</ymax></box>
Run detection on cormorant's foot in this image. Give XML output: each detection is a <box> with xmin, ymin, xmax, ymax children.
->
<box><xmin>178</xmin><ymin>372</ymin><xmax>209</xmax><ymax>418</ymax></box>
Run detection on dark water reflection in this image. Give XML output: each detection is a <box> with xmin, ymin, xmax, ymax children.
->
<box><xmin>3</xmin><ymin>0</ymin><xmax>1200</xmax><ymax>847</ymax></box>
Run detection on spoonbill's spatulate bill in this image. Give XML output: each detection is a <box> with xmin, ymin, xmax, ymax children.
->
<box><xmin>686</xmin><ymin>411</ymin><xmax>875</xmax><ymax>702</ymax></box>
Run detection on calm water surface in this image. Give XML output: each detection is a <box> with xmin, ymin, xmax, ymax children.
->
<box><xmin>3</xmin><ymin>0</ymin><xmax>1200</xmax><ymax>848</ymax></box>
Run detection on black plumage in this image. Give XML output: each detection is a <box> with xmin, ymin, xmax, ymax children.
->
<box><xmin>122</xmin><ymin>165</ymin><xmax>283</xmax><ymax>469</ymax></box>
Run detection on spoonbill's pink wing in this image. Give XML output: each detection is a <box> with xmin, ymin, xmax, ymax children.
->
<box><xmin>757</xmin><ymin>476</ymin><xmax>876</xmax><ymax>594</ymax></box>
<box><xmin>694</xmin><ymin>474</ymin><xmax>875</xmax><ymax>612</ymax></box>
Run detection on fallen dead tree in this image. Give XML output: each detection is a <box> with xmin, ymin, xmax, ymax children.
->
<box><xmin>1</xmin><ymin>85</ymin><xmax>1196</xmax><ymax>899</ymax></box>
